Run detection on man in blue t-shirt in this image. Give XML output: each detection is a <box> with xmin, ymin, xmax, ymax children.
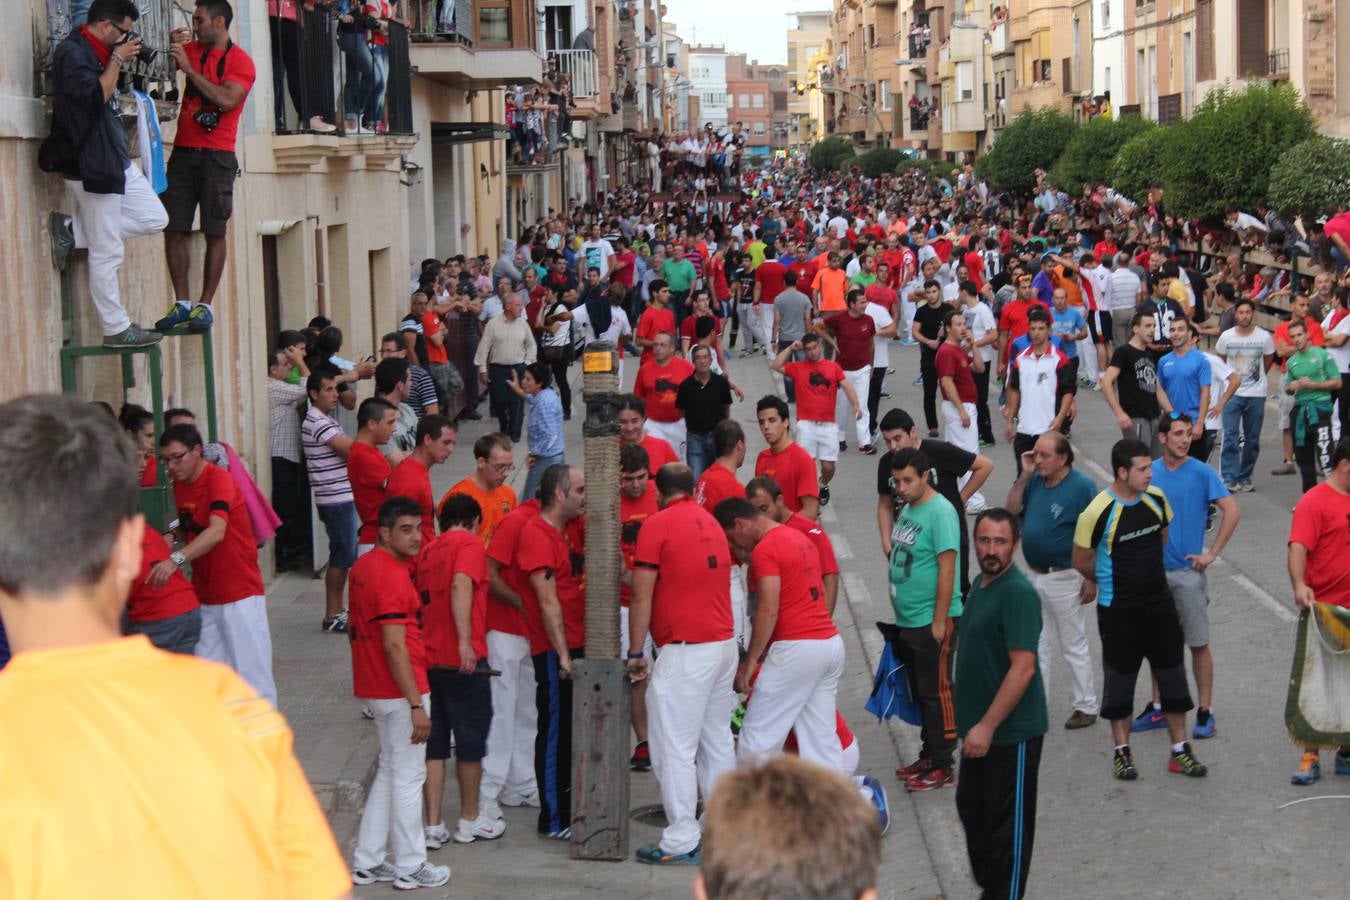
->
<box><xmin>1157</xmin><ymin>318</ymin><xmax>1212</xmax><ymax>459</ymax></box>
<box><xmin>1006</xmin><ymin>431</ymin><xmax>1099</xmax><ymax>729</ymax></box>
<box><xmin>1144</xmin><ymin>414</ymin><xmax>1240</xmax><ymax>740</ymax></box>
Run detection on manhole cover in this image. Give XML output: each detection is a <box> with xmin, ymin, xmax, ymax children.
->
<box><xmin>631</xmin><ymin>803</ymin><xmax>703</xmax><ymax>827</ymax></box>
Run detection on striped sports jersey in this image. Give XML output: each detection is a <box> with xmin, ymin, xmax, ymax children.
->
<box><xmin>1072</xmin><ymin>487</ymin><xmax>1172</xmax><ymax>608</ymax></box>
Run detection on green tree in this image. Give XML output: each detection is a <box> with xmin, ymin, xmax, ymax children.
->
<box><xmin>1268</xmin><ymin>136</ymin><xmax>1350</xmax><ymax>225</ymax></box>
<box><xmin>1051</xmin><ymin>115</ymin><xmax>1156</xmax><ymax>195</ymax></box>
<box><xmin>1108</xmin><ymin>125</ymin><xmax>1174</xmax><ymax>206</ymax></box>
<box><xmin>974</xmin><ymin>107</ymin><xmax>1078</xmax><ymax>197</ymax></box>
<box><xmin>1161</xmin><ymin>81</ymin><xmax>1315</xmax><ymax>221</ymax></box>
<box><xmin>856</xmin><ymin>147</ymin><xmax>904</xmax><ymax>177</ymax></box>
<box><xmin>808</xmin><ymin>136</ymin><xmax>854</xmax><ymax>171</ymax></box>
<box><xmin>896</xmin><ymin>156</ymin><xmax>953</xmax><ymax>183</ymax></box>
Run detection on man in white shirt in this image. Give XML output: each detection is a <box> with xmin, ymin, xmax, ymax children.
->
<box><xmin>578</xmin><ymin>223</ymin><xmax>615</xmax><ymax>282</ymax></box>
<box><xmin>961</xmin><ymin>281</ymin><xmax>999</xmax><ymax>447</ymax></box>
<box><xmin>1200</xmin><ymin>345</ymin><xmax>1241</xmax><ymax>464</ymax></box>
<box><xmin>1215</xmin><ymin>297</ymin><xmax>1276</xmax><ymax>490</ymax></box>
<box><xmin>1106</xmin><ymin>252</ymin><xmax>1144</xmax><ymax>347</ymax></box>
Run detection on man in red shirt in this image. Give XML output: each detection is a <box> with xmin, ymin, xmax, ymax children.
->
<box><xmin>997</xmin><ymin>273</ymin><xmax>1051</xmax><ymax>377</ymax></box>
<box><xmin>626</xmin><ymin>465</ymin><xmax>737</xmax><ymax>866</ymax></box>
<box><xmin>634</xmin><ymin>332</ymin><xmax>695</xmax><ymax>458</ymax></box>
<box><xmin>155</xmin><ymin>423</ymin><xmax>273</xmax><ymax>704</ymax></box>
<box><xmin>713</xmin><ymin>498</ymin><xmax>844</xmax><ymax>772</ymax></box>
<box><xmin>129</xmin><ymin>525</ymin><xmax>202</xmax><ymax>654</ymax></box>
<box><xmin>936</xmin><ymin>308</ymin><xmax>988</xmax><ymax>511</ymax></box>
<box><xmin>754</xmin><ymin>395</ymin><xmax>820</xmax><ymax>519</ymax></box>
<box><xmin>771</xmin><ymin>333</ymin><xmax>860</xmax><ymax>507</ymax></box>
<box><xmin>417</xmin><ymin>494</ymin><xmax>504</xmax><ymax>849</ymax></box>
<box><xmin>746</xmin><ymin>476</ymin><xmax>840</xmax><ymax>614</ymax></box>
<box><xmin>155</xmin><ymin>0</ymin><xmax>257</xmax><ymax>334</ymax></box>
<box><xmin>514</xmin><ymin>465</ymin><xmax>587</xmax><ymax>838</ymax></box>
<box><xmin>349</xmin><ymin>398</ymin><xmax>399</xmax><ymax>555</ymax></box>
<box><xmin>347</xmin><ymin>497</ymin><xmax>449</xmax><ymax>889</ymax></box>
<box><xmin>619</xmin><ymin>395</ymin><xmax>680</xmax><ymax>475</ymax></box>
<box><xmin>753</xmin><ymin>247</ymin><xmax>789</xmax><ymax>360</ymax></box>
<box><xmin>695</xmin><ymin>419</ymin><xmax>751</xmax><ymax>645</ymax></box>
<box><xmin>610</xmin><ymin>236</ymin><xmax>638</xmax><ymax>290</ymax></box>
<box><xmin>820</xmin><ymin>287</ymin><xmax>885</xmax><ymax>454</ymax></box>
<box><xmin>636</xmin><ymin>280</ymin><xmax>675</xmax><ymax>366</ymax></box>
<box><xmin>479</xmin><ymin>499</ymin><xmax>540</xmax><ymax>820</ymax></box>
<box><xmin>385</xmin><ymin>415</ymin><xmax>457</xmax><ymax>545</ymax></box>
<box><xmin>619</xmin><ymin>444</ymin><xmax>660</xmax><ymax>772</ymax></box>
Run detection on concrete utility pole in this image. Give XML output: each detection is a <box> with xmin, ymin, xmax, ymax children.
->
<box><xmin>571</xmin><ymin>339</ymin><xmax>630</xmax><ymax>860</ymax></box>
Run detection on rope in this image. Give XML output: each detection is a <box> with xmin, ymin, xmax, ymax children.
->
<box><xmin>581</xmin><ymin>340</ymin><xmax>621</xmax><ymax>660</ymax></box>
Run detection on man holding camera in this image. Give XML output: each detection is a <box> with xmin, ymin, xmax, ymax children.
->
<box><xmin>155</xmin><ymin>0</ymin><xmax>256</xmax><ymax>334</ymax></box>
<box><xmin>48</xmin><ymin>0</ymin><xmax>169</xmax><ymax>349</ymax></box>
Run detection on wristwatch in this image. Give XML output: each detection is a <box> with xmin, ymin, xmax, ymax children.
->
<box><xmin>169</xmin><ymin>550</ymin><xmax>187</xmax><ymax>568</ymax></box>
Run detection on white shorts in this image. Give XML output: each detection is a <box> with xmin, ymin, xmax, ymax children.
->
<box><xmin>620</xmin><ymin>605</ymin><xmax>654</xmax><ymax>661</ymax></box>
<box><xmin>795</xmin><ymin>419</ymin><xmax>839</xmax><ymax>462</ymax></box>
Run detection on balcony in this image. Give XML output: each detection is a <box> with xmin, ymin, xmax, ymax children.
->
<box><xmin>548</xmin><ymin>49</ymin><xmax>601</xmax><ymax>120</ymax></box>
<box><xmin>1267</xmin><ymin>48</ymin><xmax>1291</xmax><ymax>78</ymax></box>
<box><xmin>409</xmin><ymin>0</ymin><xmax>543</xmax><ymax>88</ymax></box>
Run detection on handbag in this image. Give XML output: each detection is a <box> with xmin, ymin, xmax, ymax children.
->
<box><xmin>38</xmin><ymin>113</ymin><xmax>94</xmax><ymax>174</ymax></box>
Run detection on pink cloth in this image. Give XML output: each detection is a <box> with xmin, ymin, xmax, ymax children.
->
<box><xmin>221</xmin><ymin>442</ymin><xmax>282</xmax><ymax>546</ymax></box>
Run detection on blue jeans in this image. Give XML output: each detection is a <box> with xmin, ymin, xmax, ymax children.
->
<box><xmin>316</xmin><ymin>500</ymin><xmax>359</xmax><ymax>570</ymax></box>
<box><xmin>338</xmin><ymin>32</ymin><xmax>375</xmax><ymax>121</ymax></box>
<box><xmin>365</xmin><ymin>44</ymin><xmax>389</xmax><ymax>125</ymax></box>
<box><xmin>1220</xmin><ymin>395</ymin><xmax>1265</xmax><ymax>484</ymax></box>
<box><xmin>522</xmin><ymin>453</ymin><xmax>564</xmax><ymax>503</ymax></box>
<box><xmin>686</xmin><ymin>431</ymin><xmax>715</xmax><ymax>480</ymax></box>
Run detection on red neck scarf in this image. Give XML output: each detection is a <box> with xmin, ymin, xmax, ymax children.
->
<box><xmin>79</xmin><ymin>24</ymin><xmax>113</xmax><ymax>68</ymax></box>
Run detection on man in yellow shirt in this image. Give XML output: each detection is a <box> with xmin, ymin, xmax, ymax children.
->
<box><xmin>0</xmin><ymin>395</ymin><xmax>349</xmax><ymax>900</ymax></box>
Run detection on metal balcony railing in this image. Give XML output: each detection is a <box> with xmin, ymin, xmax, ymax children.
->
<box><xmin>410</xmin><ymin>0</ymin><xmax>474</xmax><ymax>44</ymax></box>
<box><xmin>44</xmin><ymin>0</ymin><xmax>187</xmax><ymax>99</ymax></box>
<box><xmin>1267</xmin><ymin>48</ymin><xmax>1290</xmax><ymax>77</ymax></box>
<box><xmin>549</xmin><ymin>49</ymin><xmax>597</xmax><ymax>99</ymax></box>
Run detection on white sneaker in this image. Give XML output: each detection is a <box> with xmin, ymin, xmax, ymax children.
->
<box><xmin>479</xmin><ymin>798</ymin><xmax>504</xmax><ymax>823</ymax></box>
<box><xmin>500</xmin><ymin>788</ymin><xmax>540</xmax><ymax>807</ymax></box>
<box><xmin>393</xmin><ymin>862</ymin><xmax>450</xmax><ymax>891</ymax></box>
<box><xmin>454</xmin><ymin>813</ymin><xmax>507</xmax><ymax>843</ymax></box>
<box><xmin>309</xmin><ymin>115</ymin><xmax>337</xmax><ymax>134</ymax></box>
<box><xmin>351</xmin><ymin>861</ymin><xmax>397</xmax><ymax>884</ymax></box>
<box><xmin>424</xmin><ymin>822</ymin><xmax>451</xmax><ymax>850</ymax></box>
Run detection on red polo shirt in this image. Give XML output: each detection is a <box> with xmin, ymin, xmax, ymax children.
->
<box><xmin>634</xmin><ymin>357</ymin><xmax>695</xmax><ymax>423</ymax></box>
<box><xmin>484</xmin><ymin>500</ymin><xmax>539</xmax><ymax>636</ymax></box>
<box><xmin>747</xmin><ymin>525</ymin><xmax>838</xmax><ymax>643</ymax></box>
<box><xmin>416</xmin><ymin>529</ymin><xmax>490</xmax><ymax>667</ymax></box>
<box><xmin>633</xmin><ymin>497</ymin><xmax>734</xmax><ymax>646</ymax></box>
<box><xmin>386</xmin><ymin>456</ymin><xmax>435</xmax><ymax>545</ymax></box>
<box><xmin>171</xmin><ymin>462</ymin><xmax>264</xmax><ymax>604</ymax></box>
<box><xmin>695</xmin><ymin>462</ymin><xmax>744</xmax><ymax>511</ymax></box>
<box><xmin>348</xmin><ymin>441</ymin><xmax>391</xmax><ymax>545</ymax></box>
<box><xmin>516</xmin><ymin>514</ymin><xmax>586</xmax><ymax>654</ymax></box>
<box><xmin>348</xmin><ymin>546</ymin><xmax>428</xmax><ymax>699</ymax></box>
<box><xmin>754</xmin><ymin>443</ymin><xmax>819</xmax><ymax>513</ymax></box>
<box><xmin>620</xmin><ymin>483</ymin><xmax>660</xmax><ymax>607</ymax></box>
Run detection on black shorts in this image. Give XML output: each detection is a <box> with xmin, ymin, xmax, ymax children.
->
<box><xmin>426</xmin><ymin>667</ymin><xmax>493</xmax><ymax>762</ymax></box>
<box><xmin>1096</xmin><ymin>598</ymin><xmax>1193</xmax><ymax>721</ymax></box>
<box><xmin>1086</xmin><ymin>310</ymin><xmax>1112</xmax><ymax>345</ymax></box>
<box><xmin>162</xmin><ymin>148</ymin><xmax>238</xmax><ymax>236</ymax></box>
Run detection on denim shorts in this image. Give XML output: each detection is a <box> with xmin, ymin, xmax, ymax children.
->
<box><xmin>426</xmin><ymin>667</ymin><xmax>493</xmax><ymax>762</ymax></box>
<box><xmin>316</xmin><ymin>501</ymin><xmax>358</xmax><ymax>570</ymax></box>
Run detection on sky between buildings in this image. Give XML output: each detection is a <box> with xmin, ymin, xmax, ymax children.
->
<box><xmin>661</xmin><ymin>0</ymin><xmax>806</xmax><ymax>66</ymax></box>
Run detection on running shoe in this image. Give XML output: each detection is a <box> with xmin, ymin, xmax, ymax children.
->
<box><xmin>896</xmin><ymin>756</ymin><xmax>932</xmax><ymax>781</ymax></box>
<box><xmin>1192</xmin><ymin>709</ymin><xmax>1216</xmax><ymax>740</ymax></box>
<box><xmin>1205</xmin><ymin>502</ymin><xmax>1218</xmax><ymax>534</ymax></box>
<box><xmin>1064</xmin><ymin>710</ymin><xmax>1097</xmax><ymax>729</ymax></box>
<box><xmin>540</xmin><ymin>827</ymin><xmax>571</xmax><ymax>840</ymax></box>
<box><xmin>859</xmin><ymin>443</ymin><xmax>877</xmax><ymax>455</ymax></box>
<box><xmin>1168</xmin><ymin>742</ymin><xmax>1208</xmax><ymax>777</ymax></box>
<box><xmin>630</xmin><ymin>740</ymin><xmax>651</xmax><ymax>772</ymax></box>
<box><xmin>1223</xmin><ymin>480</ymin><xmax>1240</xmax><ymax>493</ymax></box>
<box><xmin>1113</xmin><ymin>746</ymin><xmax>1138</xmax><ymax>780</ymax></box>
<box><xmin>1271</xmin><ymin>460</ymin><xmax>1296</xmax><ymax>476</ymax></box>
<box><xmin>155</xmin><ymin>301</ymin><xmax>193</xmax><ymax>331</ymax></box>
<box><xmin>636</xmin><ymin>844</ymin><xmax>701</xmax><ymax>865</ymax></box>
<box><xmin>424</xmin><ymin>822</ymin><xmax>450</xmax><ymax>850</ymax></box>
<box><xmin>730</xmin><ymin>703</ymin><xmax>746</xmax><ymax>735</ymax></box>
<box><xmin>50</xmin><ymin>212</ymin><xmax>74</xmax><ymax>271</ymax></box>
<box><xmin>351</xmin><ymin>861</ymin><xmax>397</xmax><ymax>885</ymax></box>
<box><xmin>322</xmin><ymin>611</ymin><xmax>348</xmax><ymax>633</ymax></box>
<box><xmin>499</xmin><ymin>788</ymin><xmax>540</xmax><ymax>807</ymax></box>
<box><xmin>905</xmin><ymin>766</ymin><xmax>954</xmax><ymax>792</ymax></box>
<box><xmin>1335</xmin><ymin>750</ymin><xmax>1350</xmax><ymax>775</ymax></box>
<box><xmin>1239</xmin><ymin>481</ymin><xmax>1254</xmax><ymax>492</ymax></box>
<box><xmin>187</xmin><ymin>303</ymin><xmax>214</xmax><ymax>331</ymax></box>
<box><xmin>912</xmin><ymin>375</ymin><xmax>924</xmax><ymax>386</ymax></box>
<box><xmin>1131</xmin><ymin>703</ymin><xmax>1166</xmax><ymax>732</ymax></box>
<box><xmin>102</xmin><ymin>325</ymin><xmax>163</xmax><ymax>348</ymax></box>
<box><xmin>861</xmin><ymin>774</ymin><xmax>890</xmax><ymax>834</ymax></box>
<box><xmin>979</xmin><ymin>438</ymin><xmax>996</xmax><ymax>448</ymax></box>
<box><xmin>454</xmin><ymin>813</ymin><xmax>506</xmax><ymax>843</ymax></box>
<box><xmin>839</xmin><ymin>440</ymin><xmax>847</xmax><ymax>452</ymax></box>
<box><xmin>1291</xmin><ymin>752</ymin><xmax>1322</xmax><ymax>785</ymax></box>
<box><xmin>392</xmin><ymin>862</ymin><xmax>450</xmax><ymax>890</ymax></box>
<box><xmin>927</xmin><ymin>429</ymin><xmax>940</xmax><ymax>438</ymax></box>
<box><xmin>820</xmin><ymin>484</ymin><xmax>831</xmax><ymax>506</ymax></box>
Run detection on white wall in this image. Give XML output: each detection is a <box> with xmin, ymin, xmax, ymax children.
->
<box><xmin>1092</xmin><ymin>0</ymin><xmax>1124</xmax><ymax>104</ymax></box>
<box><xmin>688</xmin><ymin>51</ymin><xmax>728</xmax><ymax>129</ymax></box>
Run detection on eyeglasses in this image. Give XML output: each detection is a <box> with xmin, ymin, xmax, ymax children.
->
<box><xmin>160</xmin><ymin>449</ymin><xmax>191</xmax><ymax>464</ymax></box>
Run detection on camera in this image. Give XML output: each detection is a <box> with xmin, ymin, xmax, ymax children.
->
<box><xmin>193</xmin><ymin>108</ymin><xmax>220</xmax><ymax>133</ymax></box>
<box><xmin>360</xmin><ymin>13</ymin><xmax>382</xmax><ymax>30</ymax></box>
<box><xmin>122</xmin><ymin>30</ymin><xmax>159</xmax><ymax>64</ymax></box>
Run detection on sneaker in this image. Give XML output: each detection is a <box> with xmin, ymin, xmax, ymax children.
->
<box><xmin>322</xmin><ymin>611</ymin><xmax>348</xmax><ymax>633</ymax></box>
<box><xmin>1168</xmin><ymin>742</ymin><xmax>1208</xmax><ymax>777</ymax></box>
<box><xmin>1064</xmin><ymin>710</ymin><xmax>1098</xmax><ymax>729</ymax></box>
<box><xmin>1205</xmin><ymin>501</ymin><xmax>1218</xmax><ymax>534</ymax></box>
<box><xmin>454</xmin><ymin>813</ymin><xmax>506</xmax><ymax>843</ymax></box>
<box><xmin>187</xmin><ymin>303</ymin><xmax>214</xmax><ymax>331</ymax></box>
<box><xmin>730</xmin><ymin>702</ymin><xmax>746</xmax><ymax>735</ymax></box>
<box><xmin>479</xmin><ymin>798</ymin><xmax>504</xmax><ymax>823</ymax></box>
<box><xmin>103</xmin><ymin>325</ymin><xmax>163</xmax><ymax>349</ymax></box>
<box><xmin>862</xmin><ymin>774</ymin><xmax>890</xmax><ymax>835</ymax></box>
<box><xmin>905</xmin><ymin>766</ymin><xmax>955</xmax><ymax>792</ymax></box>
<box><xmin>50</xmin><ymin>212</ymin><xmax>75</xmax><ymax>271</ymax></box>
<box><xmin>819</xmin><ymin>484</ymin><xmax>831</xmax><ymax>507</ymax></box>
<box><xmin>1223</xmin><ymin>480</ymin><xmax>1240</xmax><ymax>492</ymax></box>
<box><xmin>1240</xmin><ymin>480</ymin><xmax>1254</xmax><ymax>492</ymax></box>
<box><xmin>1113</xmin><ymin>746</ymin><xmax>1139</xmax><ymax>780</ymax></box>
<box><xmin>859</xmin><ymin>443</ymin><xmax>877</xmax><ymax>455</ymax></box>
<box><xmin>392</xmin><ymin>862</ymin><xmax>451</xmax><ymax>890</ymax></box>
<box><xmin>309</xmin><ymin>115</ymin><xmax>338</xmax><ymax>134</ymax></box>
<box><xmin>539</xmin><ymin>826</ymin><xmax>571</xmax><ymax>840</ymax></box>
<box><xmin>927</xmin><ymin>429</ymin><xmax>940</xmax><ymax>438</ymax></box>
<box><xmin>154</xmin><ymin>301</ymin><xmax>192</xmax><ymax>331</ymax></box>
<box><xmin>1131</xmin><ymin>703</ymin><xmax>1166</xmax><ymax>732</ymax></box>
<box><xmin>839</xmin><ymin>440</ymin><xmax>848</xmax><ymax>452</ymax></box>
<box><xmin>1192</xmin><ymin>708</ymin><xmax>1216</xmax><ymax>740</ymax></box>
<box><xmin>1335</xmin><ymin>750</ymin><xmax>1350</xmax><ymax>775</ymax></box>
<box><xmin>979</xmin><ymin>438</ymin><xmax>996</xmax><ymax>448</ymax></box>
<box><xmin>896</xmin><ymin>756</ymin><xmax>932</xmax><ymax>781</ymax></box>
<box><xmin>1271</xmin><ymin>460</ymin><xmax>1296</xmax><ymax>476</ymax></box>
<box><xmin>912</xmin><ymin>375</ymin><xmax>924</xmax><ymax>386</ymax></box>
<box><xmin>424</xmin><ymin>822</ymin><xmax>451</xmax><ymax>850</ymax></box>
<box><xmin>351</xmin><ymin>861</ymin><xmax>397</xmax><ymax>885</ymax></box>
<box><xmin>635</xmin><ymin>844</ymin><xmax>701</xmax><ymax>865</ymax></box>
<box><xmin>1292</xmin><ymin>752</ymin><xmax>1322</xmax><ymax>785</ymax></box>
<box><xmin>630</xmin><ymin>740</ymin><xmax>651</xmax><ymax>772</ymax></box>
<box><xmin>499</xmin><ymin>788</ymin><xmax>540</xmax><ymax>807</ymax></box>
<box><xmin>360</xmin><ymin>704</ymin><xmax>374</xmax><ymax>719</ymax></box>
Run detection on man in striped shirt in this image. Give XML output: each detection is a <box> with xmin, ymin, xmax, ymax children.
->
<box><xmin>301</xmin><ymin>372</ymin><xmax>359</xmax><ymax>633</ymax></box>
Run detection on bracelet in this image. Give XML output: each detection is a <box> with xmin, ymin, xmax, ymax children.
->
<box><xmin>110</xmin><ymin>54</ymin><xmax>124</xmax><ymax>67</ymax></box>
<box><xmin>409</xmin><ymin>702</ymin><xmax>422</xmax><ymax>710</ymax></box>
<box><xmin>625</xmin><ymin>652</ymin><xmax>645</xmax><ymax>660</ymax></box>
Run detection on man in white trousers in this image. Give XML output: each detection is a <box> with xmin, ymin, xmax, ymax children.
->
<box><xmin>936</xmin><ymin>307</ymin><xmax>988</xmax><ymax>512</ymax></box>
<box><xmin>820</xmin><ymin>286</ymin><xmax>892</xmax><ymax>454</ymax></box>
<box><xmin>1004</xmin><ymin>432</ymin><xmax>1101</xmax><ymax>730</ymax></box>
<box><xmin>713</xmin><ymin>497</ymin><xmax>845</xmax><ymax>773</ymax></box>
<box><xmin>627</xmin><ymin>465</ymin><xmax>738</xmax><ymax>866</ymax></box>
<box><xmin>50</xmin><ymin>0</ymin><xmax>168</xmax><ymax>348</ymax></box>
<box><xmin>479</xmin><ymin>498</ymin><xmax>542</xmax><ymax>819</ymax></box>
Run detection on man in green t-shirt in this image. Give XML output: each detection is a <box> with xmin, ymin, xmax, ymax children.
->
<box><xmin>1285</xmin><ymin>318</ymin><xmax>1342</xmax><ymax>492</ymax></box>
<box><xmin>887</xmin><ymin>447</ymin><xmax>962</xmax><ymax>792</ymax></box>
<box><xmin>660</xmin><ymin>243</ymin><xmax>698</xmax><ymax>327</ymax></box>
<box><xmin>955</xmin><ymin>509</ymin><xmax>1048</xmax><ymax>900</ymax></box>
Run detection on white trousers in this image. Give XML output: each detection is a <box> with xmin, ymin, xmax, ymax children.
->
<box><xmin>754</xmin><ymin>306</ymin><xmax>777</xmax><ymax>359</ymax></box>
<box><xmin>354</xmin><ymin>694</ymin><xmax>430</xmax><ymax>875</ymax></box>
<box><xmin>940</xmin><ymin>399</ymin><xmax>987</xmax><ymax>510</ymax></box>
<box><xmin>836</xmin><ymin>366</ymin><xmax>872</xmax><ymax>445</ymax></box>
<box><xmin>1033</xmin><ymin>568</ymin><xmax>1099</xmax><ymax>715</ymax></box>
<box><xmin>195</xmin><ymin>595</ymin><xmax>276</xmax><ymax>706</ymax></box>
<box><xmin>645</xmin><ymin>418</ymin><xmax>687</xmax><ymax>461</ymax></box>
<box><xmin>647</xmin><ymin>639</ymin><xmax>739</xmax><ymax>855</ymax></box>
<box><xmin>900</xmin><ymin>297</ymin><xmax>917</xmax><ymax>340</ymax></box>
<box><xmin>738</xmin><ymin>635</ymin><xmax>845</xmax><ymax>772</ymax></box>
<box><xmin>479</xmin><ymin>630</ymin><xmax>539</xmax><ymax>804</ymax></box>
<box><xmin>1077</xmin><ymin>336</ymin><xmax>1099</xmax><ymax>382</ymax></box>
<box><xmin>67</xmin><ymin>163</ymin><xmax>169</xmax><ymax>335</ymax></box>
<box><xmin>840</xmin><ymin>735</ymin><xmax>860</xmax><ymax>777</ymax></box>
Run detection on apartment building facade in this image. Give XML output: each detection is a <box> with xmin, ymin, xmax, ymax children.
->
<box><xmin>787</xmin><ymin>10</ymin><xmax>832</xmax><ymax>149</ymax></box>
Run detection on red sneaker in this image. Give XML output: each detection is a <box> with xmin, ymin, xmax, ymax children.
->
<box><xmin>630</xmin><ymin>740</ymin><xmax>651</xmax><ymax>772</ymax></box>
<box><xmin>895</xmin><ymin>757</ymin><xmax>932</xmax><ymax>781</ymax></box>
<box><xmin>905</xmin><ymin>767</ymin><xmax>955</xmax><ymax>792</ymax></box>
